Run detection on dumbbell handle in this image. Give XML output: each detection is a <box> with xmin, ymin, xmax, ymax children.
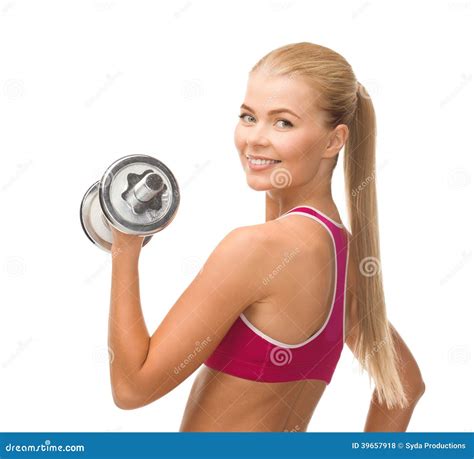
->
<box><xmin>133</xmin><ymin>172</ymin><xmax>163</xmax><ymax>202</ymax></box>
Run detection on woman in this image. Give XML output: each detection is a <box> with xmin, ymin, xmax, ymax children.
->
<box><xmin>108</xmin><ymin>42</ymin><xmax>425</xmax><ymax>432</ymax></box>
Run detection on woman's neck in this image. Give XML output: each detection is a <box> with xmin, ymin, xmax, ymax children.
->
<box><xmin>265</xmin><ymin>192</ymin><xmax>339</xmax><ymax>223</ymax></box>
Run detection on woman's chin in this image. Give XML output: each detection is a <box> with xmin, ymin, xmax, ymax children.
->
<box><xmin>245</xmin><ymin>176</ymin><xmax>273</xmax><ymax>191</ymax></box>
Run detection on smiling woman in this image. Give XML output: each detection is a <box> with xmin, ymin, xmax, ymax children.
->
<box><xmin>107</xmin><ymin>41</ymin><xmax>425</xmax><ymax>431</ymax></box>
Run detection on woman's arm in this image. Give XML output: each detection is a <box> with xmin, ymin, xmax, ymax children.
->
<box><xmin>107</xmin><ymin>225</ymin><xmax>270</xmax><ymax>410</ymax></box>
<box><xmin>108</xmin><ymin>230</ymin><xmax>149</xmax><ymax>407</ymax></box>
<box><xmin>345</xmin><ymin>288</ymin><xmax>425</xmax><ymax>431</ymax></box>
<box><xmin>362</xmin><ymin>323</ymin><xmax>425</xmax><ymax>432</ymax></box>
<box><xmin>344</xmin><ymin>248</ymin><xmax>425</xmax><ymax>432</ymax></box>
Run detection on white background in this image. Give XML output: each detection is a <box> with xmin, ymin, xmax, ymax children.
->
<box><xmin>0</xmin><ymin>0</ymin><xmax>472</xmax><ymax>433</ymax></box>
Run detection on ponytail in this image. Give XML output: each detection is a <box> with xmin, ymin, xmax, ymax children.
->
<box><xmin>343</xmin><ymin>82</ymin><xmax>409</xmax><ymax>409</ymax></box>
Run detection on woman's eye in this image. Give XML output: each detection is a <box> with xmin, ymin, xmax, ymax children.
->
<box><xmin>238</xmin><ymin>113</ymin><xmax>254</xmax><ymax>123</ymax></box>
<box><xmin>276</xmin><ymin>119</ymin><xmax>293</xmax><ymax>128</ymax></box>
<box><xmin>238</xmin><ymin>113</ymin><xmax>293</xmax><ymax>128</ymax></box>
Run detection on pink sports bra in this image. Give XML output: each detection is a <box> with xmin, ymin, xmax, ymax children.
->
<box><xmin>203</xmin><ymin>205</ymin><xmax>350</xmax><ymax>384</ymax></box>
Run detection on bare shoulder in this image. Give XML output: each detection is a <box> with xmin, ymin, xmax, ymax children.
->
<box><xmin>213</xmin><ymin>224</ymin><xmax>271</xmax><ymax>264</ymax></box>
<box><xmin>264</xmin><ymin>213</ymin><xmax>340</xmax><ymax>270</ymax></box>
<box><xmin>214</xmin><ymin>220</ymin><xmax>316</xmax><ymax>283</ymax></box>
<box><xmin>266</xmin><ymin>214</ymin><xmax>334</xmax><ymax>247</ymax></box>
<box><xmin>215</xmin><ymin>218</ymin><xmax>336</xmax><ymax>299</ymax></box>
<box><xmin>200</xmin><ymin>224</ymin><xmax>276</xmax><ymax>304</ymax></box>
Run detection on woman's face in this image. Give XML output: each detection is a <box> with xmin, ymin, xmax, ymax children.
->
<box><xmin>234</xmin><ymin>71</ymin><xmax>334</xmax><ymax>192</ymax></box>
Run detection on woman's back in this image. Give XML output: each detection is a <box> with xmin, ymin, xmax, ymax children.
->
<box><xmin>180</xmin><ymin>206</ymin><xmax>355</xmax><ymax>431</ymax></box>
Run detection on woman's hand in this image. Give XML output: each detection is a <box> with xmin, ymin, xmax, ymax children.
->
<box><xmin>110</xmin><ymin>226</ymin><xmax>145</xmax><ymax>256</ymax></box>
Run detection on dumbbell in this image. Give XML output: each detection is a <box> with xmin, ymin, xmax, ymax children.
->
<box><xmin>80</xmin><ymin>154</ymin><xmax>180</xmax><ymax>252</ymax></box>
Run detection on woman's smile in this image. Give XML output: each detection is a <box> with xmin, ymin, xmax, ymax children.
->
<box><xmin>246</xmin><ymin>155</ymin><xmax>282</xmax><ymax>171</ymax></box>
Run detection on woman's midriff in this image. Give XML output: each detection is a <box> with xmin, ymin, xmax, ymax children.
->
<box><xmin>179</xmin><ymin>365</ymin><xmax>328</xmax><ymax>432</ymax></box>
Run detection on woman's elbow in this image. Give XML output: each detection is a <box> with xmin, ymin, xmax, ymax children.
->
<box><xmin>113</xmin><ymin>395</ymin><xmax>139</xmax><ymax>410</ymax></box>
<box><xmin>112</xmin><ymin>383</ymin><xmax>164</xmax><ymax>410</ymax></box>
<box><xmin>416</xmin><ymin>379</ymin><xmax>426</xmax><ymax>398</ymax></box>
<box><xmin>112</xmin><ymin>384</ymin><xmax>142</xmax><ymax>410</ymax></box>
<box><xmin>401</xmin><ymin>352</ymin><xmax>426</xmax><ymax>400</ymax></box>
<box><xmin>407</xmin><ymin>374</ymin><xmax>426</xmax><ymax>402</ymax></box>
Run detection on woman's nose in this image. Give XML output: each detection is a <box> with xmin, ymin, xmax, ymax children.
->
<box><xmin>245</xmin><ymin>129</ymin><xmax>270</xmax><ymax>148</ymax></box>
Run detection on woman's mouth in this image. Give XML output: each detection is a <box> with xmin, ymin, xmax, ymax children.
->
<box><xmin>246</xmin><ymin>156</ymin><xmax>282</xmax><ymax>171</ymax></box>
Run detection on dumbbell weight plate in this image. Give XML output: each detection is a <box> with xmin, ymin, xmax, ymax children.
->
<box><xmin>80</xmin><ymin>181</ymin><xmax>153</xmax><ymax>253</ymax></box>
<box><xmin>99</xmin><ymin>154</ymin><xmax>180</xmax><ymax>235</ymax></box>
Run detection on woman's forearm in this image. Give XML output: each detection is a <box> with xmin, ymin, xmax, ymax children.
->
<box><xmin>363</xmin><ymin>322</ymin><xmax>426</xmax><ymax>431</ymax></box>
<box><xmin>364</xmin><ymin>385</ymin><xmax>425</xmax><ymax>432</ymax></box>
<box><xmin>108</xmin><ymin>248</ymin><xmax>150</xmax><ymax>402</ymax></box>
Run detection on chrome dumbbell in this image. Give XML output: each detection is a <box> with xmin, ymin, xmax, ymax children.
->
<box><xmin>80</xmin><ymin>154</ymin><xmax>180</xmax><ymax>252</ymax></box>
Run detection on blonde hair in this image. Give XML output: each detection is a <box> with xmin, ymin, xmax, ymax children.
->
<box><xmin>252</xmin><ymin>42</ymin><xmax>409</xmax><ymax>409</ymax></box>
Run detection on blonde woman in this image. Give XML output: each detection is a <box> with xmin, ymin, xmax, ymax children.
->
<box><xmin>108</xmin><ymin>42</ymin><xmax>425</xmax><ymax>432</ymax></box>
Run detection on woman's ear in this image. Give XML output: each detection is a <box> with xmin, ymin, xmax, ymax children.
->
<box><xmin>323</xmin><ymin>124</ymin><xmax>349</xmax><ymax>159</ymax></box>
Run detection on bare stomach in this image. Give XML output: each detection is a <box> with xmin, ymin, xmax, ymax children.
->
<box><xmin>179</xmin><ymin>365</ymin><xmax>327</xmax><ymax>432</ymax></box>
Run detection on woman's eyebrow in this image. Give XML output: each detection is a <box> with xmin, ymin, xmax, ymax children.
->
<box><xmin>240</xmin><ymin>103</ymin><xmax>301</xmax><ymax>120</ymax></box>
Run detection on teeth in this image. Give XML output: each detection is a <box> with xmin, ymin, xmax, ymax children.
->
<box><xmin>247</xmin><ymin>157</ymin><xmax>280</xmax><ymax>165</ymax></box>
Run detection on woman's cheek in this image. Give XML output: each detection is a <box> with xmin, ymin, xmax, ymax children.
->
<box><xmin>234</xmin><ymin>126</ymin><xmax>244</xmax><ymax>152</ymax></box>
<box><xmin>277</xmin><ymin>139</ymin><xmax>301</xmax><ymax>162</ymax></box>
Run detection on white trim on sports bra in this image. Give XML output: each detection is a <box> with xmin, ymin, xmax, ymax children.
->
<box><xmin>239</xmin><ymin>213</ymin><xmax>339</xmax><ymax>349</ymax></box>
<box><xmin>278</xmin><ymin>204</ymin><xmax>345</xmax><ymax>228</ymax></box>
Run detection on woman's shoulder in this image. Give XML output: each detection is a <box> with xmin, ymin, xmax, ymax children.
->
<box><xmin>207</xmin><ymin>224</ymin><xmax>273</xmax><ymax>275</ymax></box>
<box><xmin>223</xmin><ymin>219</ymin><xmax>326</xmax><ymax>255</ymax></box>
<box><xmin>216</xmin><ymin>218</ymin><xmax>336</xmax><ymax>282</ymax></box>
<box><xmin>217</xmin><ymin>223</ymin><xmax>270</xmax><ymax>254</ymax></box>
<box><xmin>264</xmin><ymin>213</ymin><xmax>336</xmax><ymax>253</ymax></box>
<box><xmin>213</xmin><ymin>222</ymin><xmax>298</xmax><ymax>275</ymax></box>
